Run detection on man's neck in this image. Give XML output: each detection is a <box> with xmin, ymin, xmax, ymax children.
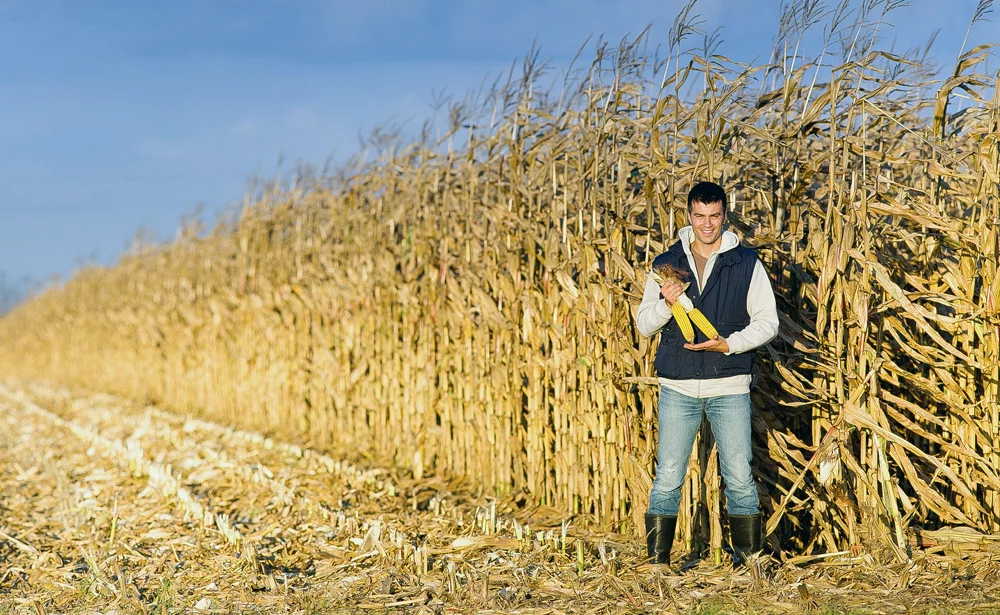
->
<box><xmin>690</xmin><ymin>240</ymin><xmax>721</xmax><ymax>259</ymax></box>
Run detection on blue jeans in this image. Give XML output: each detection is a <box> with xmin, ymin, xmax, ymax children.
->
<box><xmin>647</xmin><ymin>387</ymin><xmax>759</xmax><ymax>516</ymax></box>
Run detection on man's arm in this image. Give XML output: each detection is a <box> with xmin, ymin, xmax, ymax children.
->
<box><xmin>724</xmin><ymin>260</ymin><xmax>779</xmax><ymax>354</ymax></box>
<box><xmin>636</xmin><ymin>274</ymin><xmax>674</xmax><ymax>338</ymax></box>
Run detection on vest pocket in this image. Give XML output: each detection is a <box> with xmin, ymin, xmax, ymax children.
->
<box><xmin>714</xmin><ymin>271</ymin><xmax>748</xmax><ymax>326</ymax></box>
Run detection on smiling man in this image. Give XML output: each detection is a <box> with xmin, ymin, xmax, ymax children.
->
<box><xmin>636</xmin><ymin>181</ymin><xmax>779</xmax><ymax>567</ymax></box>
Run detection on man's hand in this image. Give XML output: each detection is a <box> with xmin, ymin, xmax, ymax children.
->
<box><xmin>660</xmin><ymin>280</ymin><xmax>684</xmax><ymax>305</ymax></box>
<box><xmin>684</xmin><ymin>337</ymin><xmax>730</xmax><ymax>353</ymax></box>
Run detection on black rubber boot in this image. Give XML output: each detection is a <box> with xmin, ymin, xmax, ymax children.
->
<box><xmin>729</xmin><ymin>513</ymin><xmax>762</xmax><ymax>567</ymax></box>
<box><xmin>644</xmin><ymin>514</ymin><xmax>677</xmax><ymax>564</ymax></box>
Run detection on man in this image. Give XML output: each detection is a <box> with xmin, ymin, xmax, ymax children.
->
<box><xmin>635</xmin><ymin>181</ymin><xmax>779</xmax><ymax>566</ymax></box>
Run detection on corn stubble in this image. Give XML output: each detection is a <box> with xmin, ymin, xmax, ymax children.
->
<box><xmin>3</xmin><ymin>382</ymin><xmax>997</xmax><ymax>612</ymax></box>
<box><xmin>0</xmin><ymin>1</ymin><xmax>998</xmax><ymax>562</ymax></box>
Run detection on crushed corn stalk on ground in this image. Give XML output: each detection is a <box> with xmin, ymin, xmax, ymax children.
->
<box><xmin>1</xmin><ymin>382</ymin><xmax>999</xmax><ymax>614</ymax></box>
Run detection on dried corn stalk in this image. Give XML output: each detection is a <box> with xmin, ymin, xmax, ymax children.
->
<box><xmin>0</xmin><ymin>5</ymin><xmax>997</xmax><ymax>558</ymax></box>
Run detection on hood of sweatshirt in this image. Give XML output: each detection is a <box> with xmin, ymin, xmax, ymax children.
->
<box><xmin>677</xmin><ymin>225</ymin><xmax>740</xmax><ymax>255</ymax></box>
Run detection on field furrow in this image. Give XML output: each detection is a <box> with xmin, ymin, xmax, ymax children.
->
<box><xmin>3</xmin><ymin>382</ymin><xmax>1000</xmax><ymax>614</ymax></box>
<box><xmin>0</xmin><ymin>394</ymin><xmax>254</xmax><ymax>612</ymax></box>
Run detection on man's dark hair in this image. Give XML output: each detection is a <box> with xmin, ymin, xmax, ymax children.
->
<box><xmin>687</xmin><ymin>181</ymin><xmax>727</xmax><ymax>212</ymax></box>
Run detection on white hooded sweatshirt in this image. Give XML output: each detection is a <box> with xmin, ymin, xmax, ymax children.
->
<box><xmin>636</xmin><ymin>226</ymin><xmax>779</xmax><ymax>398</ymax></box>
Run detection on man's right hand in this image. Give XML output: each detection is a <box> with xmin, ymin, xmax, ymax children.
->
<box><xmin>660</xmin><ymin>280</ymin><xmax>684</xmax><ymax>306</ymax></box>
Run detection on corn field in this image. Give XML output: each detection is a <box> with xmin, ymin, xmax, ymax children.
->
<box><xmin>1</xmin><ymin>0</ymin><xmax>998</xmax><ymax>568</ymax></box>
<box><xmin>4</xmin><ymin>383</ymin><xmax>998</xmax><ymax>613</ymax></box>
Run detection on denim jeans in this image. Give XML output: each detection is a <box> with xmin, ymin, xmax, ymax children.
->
<box><xmin>647</xmin><ymin>386</ymin><xmax>759</xmax><ymax>516</ymax></box>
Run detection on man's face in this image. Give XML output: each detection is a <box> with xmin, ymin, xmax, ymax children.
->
<box><xmin>688</xmin><ymin>200</ymin><xmax>725</xmax><ymax>248</ymax></box>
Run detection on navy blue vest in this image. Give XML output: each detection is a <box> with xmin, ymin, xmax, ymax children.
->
<box><xmin>652</xmin><ymin>240</ymin><xmax>758</xmax><ymax>380</ymax></box>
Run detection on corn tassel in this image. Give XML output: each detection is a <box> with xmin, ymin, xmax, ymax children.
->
<box><xmin>688</xmin><ymin>308</ymin><xmax>719</xmax><ymax>340</ymax></box>
<box><xmin>671</xmin><ymin>301</ymin><xmax>695</xmax><ymax>343</ymax></box>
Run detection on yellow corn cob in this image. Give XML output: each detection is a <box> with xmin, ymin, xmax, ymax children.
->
<box><xmin>671</xmin><ymin>301</ymin><xmax>695</xmax><ymax>343</ymax></box>
<box><xmin>688</xmin><ymin>308</ymin><xmax>719</xmax><ymax>340</ymax></box>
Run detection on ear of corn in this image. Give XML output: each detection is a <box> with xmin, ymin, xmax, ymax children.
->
<box><xmin>671</xmin><ymin>301</ymin><xmax>695</xmax><ymax>343</ymax></box>
<box><xmin>688</xmin><ymin>308</ymin><xmax>719</xmax><ymax>340</ymax></box>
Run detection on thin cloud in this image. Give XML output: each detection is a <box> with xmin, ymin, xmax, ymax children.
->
<box><xmin>325</xmin><ymin>0</ymin><xmax>429</xmax><ymax>45</ymax></box>
<box><xmin>230</xmin><ymin>117</ymin><xmax>259</xmax><ymax>138</ymax></box>
<box><xmin>136</xmin><ymin>139</ymin><xmax>189</xmax><ymax>159</ymax></box>
<box><xmin>287</xmin><ymin>107</ymin><xmax>319</xmax><ymax>130</ymax></box>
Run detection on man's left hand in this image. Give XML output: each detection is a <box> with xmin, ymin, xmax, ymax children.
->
<box><xmin>684</xmin><ymin>337</ymin><xmax>730</xmax><ymax>353</ymax></box>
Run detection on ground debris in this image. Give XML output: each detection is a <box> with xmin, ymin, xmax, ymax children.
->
<box><xmin>1</xmin><ymin>381</ymin><xmax>999</xmax><ymax>614</ymax></box>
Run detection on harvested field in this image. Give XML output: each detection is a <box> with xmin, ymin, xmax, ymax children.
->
<box><xmin>3</xmin><ymin>1</ymin><xmax>998</xmax><ymax>564</ymax></box>
<box><xmin>1</xmin><ymin>381</ymin><xmax>1000</xmax><ymax>614</ymax></box>
<box><xmin>1</xmin><ymin>2</ymin><xmax>999</xmax><ymax>613</ymax></box>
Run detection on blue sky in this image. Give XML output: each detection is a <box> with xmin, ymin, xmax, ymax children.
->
<box><xmin>0</xmin><ymin>0</ymin><xmax>993</xmax><ymax>298</ymax></box>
